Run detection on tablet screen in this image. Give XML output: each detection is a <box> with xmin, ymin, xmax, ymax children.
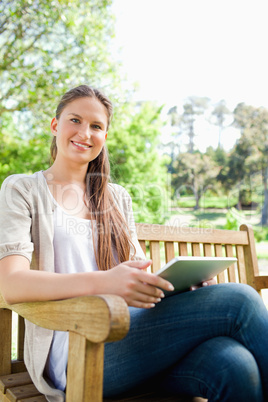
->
<box><xmin>156</xmin><ymin>256</ymin><xmax>237</xmax><ymax>295</ymax></box>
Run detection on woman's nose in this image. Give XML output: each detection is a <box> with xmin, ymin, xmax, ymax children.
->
<box><xmin>78</xmin><ymin>124</ymin><xmax>91</xmax><ymax>139</ymax></box>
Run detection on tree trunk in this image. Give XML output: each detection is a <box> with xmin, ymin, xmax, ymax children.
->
<box><xmin>193</xmin><ymin>189</ymin><xmax>200</xmax><ymax>210</ymax></box>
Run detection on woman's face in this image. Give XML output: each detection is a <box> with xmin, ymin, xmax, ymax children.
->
<box><xmin>51</xmin><ymin>97</ymin><xmax>108</xmax><ymax>166</ymax></box>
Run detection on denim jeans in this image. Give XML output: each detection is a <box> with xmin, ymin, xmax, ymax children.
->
<box><xmin>103</xmin><ymin>283</ymin><xmax>268</xmax><ymax>401</ymax></box>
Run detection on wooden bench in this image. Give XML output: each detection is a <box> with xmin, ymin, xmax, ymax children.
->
<box><xmin>0</xmin><ymin>223</ymin><xmax>267</xmax><ymax>402</ymax></box>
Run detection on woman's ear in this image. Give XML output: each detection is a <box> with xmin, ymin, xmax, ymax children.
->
<box><xmin>50</xmin><ymin>117</ymin><xmax>58</xmax><ymax>136</ymax></box>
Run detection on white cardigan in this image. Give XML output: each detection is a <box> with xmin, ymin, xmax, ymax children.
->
<box><xmin>0</xmin><ymin>171</ymin><xmax>145</xmax><ymax>401</ymax></box>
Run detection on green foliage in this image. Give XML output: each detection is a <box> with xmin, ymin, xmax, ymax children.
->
<box><xmin>0</xmin><ymin>111</ymin><xmax>51</xmax><ymax>181</ymax></box>
<box><xmin>0</xmin><ymin>0</ymin><xmax>119</xmax><ymax>180</ymax></box>
<box><xmin>224</xmin><ymin>208</ymin><xmax>240</xmax><ymax>231</ymax></box>
<box><xmin>108</xmin><ymin>102</ymin><xmax>170</xmax><ymax>223</ymax></box>
<box><xmin>254</xmin><ymin>228</ymin><xmax>268</xmax><ymax>243</ymax></box>
<box><xmin>0</xmin><ymin>0</ymin><xmax>117</xmax><ymax>121</ymax></box>
<box><xmin>231</xmin><ymin>103</ymin><xmax>268</xmax><ymax>224</ymax></box>
<box><xmin>189</xmin><ymin>219</ymin><xmax>213</xmax><ymax>229</ymax></box>
<box><xmin>172</xmin><ymin>151</ymin><xmax>220</xmax><ymax>210</ymax></box>
<box><xmin>181</xmin><ymin>96</ymin><xmax>210</xmax><ymax>153</ymax></box>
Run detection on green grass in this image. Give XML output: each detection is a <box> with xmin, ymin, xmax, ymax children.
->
<box><xmin>256</xmin><ymin>242</ymin><xmax>268</xmax><ymax>259</ymax></box>
<box><xmin>176</xmin><ymin>195</ymin><xmax>237</xmax><ymax>209</ymax></box>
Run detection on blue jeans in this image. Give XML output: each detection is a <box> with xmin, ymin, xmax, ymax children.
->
<box><xmin>103</xmin><ymin>283</ymin><xmax>268</xmax><ymax>401</ymax></box>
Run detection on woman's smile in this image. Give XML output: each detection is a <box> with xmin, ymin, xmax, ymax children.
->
<box><xmin>71</xmin><ymin>140</ymin><xmax>93</xmax><ymax>150</ymax></box>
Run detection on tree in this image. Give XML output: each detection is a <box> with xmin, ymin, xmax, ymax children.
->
<box><xmin>232</xmin><ymin>103</ymin><xmax>268</xmax><ymax>223</ymax></box>
<box><xmin>108</xmin><ymin>101</ymin><xmax>169</xmax><ymax>223</ymax></box>
<box><xmin>165</xmin><ymin>106</ymin><xmax>183</xmax><ymax>172</ymax></box>
<box><xmin>0</xmin><ymin>0</ymin><xmax>120</xmax><ymax>181</ymax></box>
<box><xmin>172</xmin><ymin>151</ymin><xmax>220</xmax><ymax>210</ymax></box>
<box><xmin>0</xmin><ymin>0</ymin><xmax>117</xmax><ymax>121</ymax></box>
<box><xmin>0</xmin><ymin>123</ymin><xmax>50</xmax><ymax>184</ymax></box>
<box><xmin>211</xmin><ymin>100</ymin><xmax>230</xmax><ymax>148</ymax></box>
<box><xmin>0</xmin><ymin>2</ymin><xmax>173</xmax><ymax>223</ymax></box>
<box><xmin>205</xmin><ymin>146</ymin><xmax>229</xmax><ymax>194</ymax></box>
<box><xmin>180</xmin><ymin>96</ymin><xmax>210</xmax><ymax>153</ymax></box>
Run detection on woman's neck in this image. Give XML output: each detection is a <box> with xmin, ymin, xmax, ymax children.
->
<box><xmin>44</xmin><ymin>159</ymin><xmax>88</xmax><ymax>185</ymax></box>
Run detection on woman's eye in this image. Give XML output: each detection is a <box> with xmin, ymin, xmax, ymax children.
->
<box><xmin>92</xmin><ymin>124</ymin><xmax>101</xmax><ymax>130</ymax></box>
<box><xmin>71</xmin><ymin>118</ymin><xmax>80</xmax><ymax>123</ymax></box>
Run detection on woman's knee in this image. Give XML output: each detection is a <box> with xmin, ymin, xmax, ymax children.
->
<box><xmin>203</xmin><ymin>337</ymin><xmax>263</xmax><ymax>401</ymax></box>
<box><xmin>162</xmin><ymin>337</ymin><xmax>263</xmax><ymax>402</ymax></box>
<box><xmin>214</xmin><ymin>283</ymin><xmax>265</xmax><ymax>315</ymax></box>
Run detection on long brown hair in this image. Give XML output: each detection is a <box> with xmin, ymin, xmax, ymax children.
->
<box><xmin>50</xmin><ymin>85</ymin><xmax>135</xmax><ymax>270</ymax></box>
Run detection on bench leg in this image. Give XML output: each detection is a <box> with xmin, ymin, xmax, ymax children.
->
<box><xmin>0</xmin><ymin>309</ymin><xmax>12</xmax><ymax>376</ymax></box>
<box><xmin>66</xmin><ymin>332</ymin><xmax>104</xmax><ymax>402</ymax></box>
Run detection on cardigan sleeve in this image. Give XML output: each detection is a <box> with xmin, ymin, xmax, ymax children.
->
<box><xmin>0</xmin><ymin>175</ymin><xmax>34</xmax><ymax>262</ymax></box>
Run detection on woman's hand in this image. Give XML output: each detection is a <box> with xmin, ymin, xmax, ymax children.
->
<box><xmin>190</xmin><ymin>277</ymin><xmax>217</xmax><ymax>291</ymax></box>
<box><xmin>104</xmin><ymin>260</ymin><xmax>174</xmax><ymax>309</ymax></box>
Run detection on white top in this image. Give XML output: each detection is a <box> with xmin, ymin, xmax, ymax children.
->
<box><xmin>45</xmin><ymin>203</ymin><xmax>99</xmax><ymax>391</ymax></box>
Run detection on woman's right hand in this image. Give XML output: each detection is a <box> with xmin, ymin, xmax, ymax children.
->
<box><xmin>103</xmin><ymin>260</ymin><xmax>174</xmax><ymax>309</ymax></box>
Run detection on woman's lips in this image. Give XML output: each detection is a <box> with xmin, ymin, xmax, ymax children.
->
<box><xmin>71</xmin><ymin>141</ymin><xmax>92</xmax><ymax>150</ymax></box>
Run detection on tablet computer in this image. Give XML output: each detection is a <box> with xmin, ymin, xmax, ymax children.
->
<box><xmin>155</xmin><ymin>256</ymin><xmax>237</xmax><ymax>295</ymax></box>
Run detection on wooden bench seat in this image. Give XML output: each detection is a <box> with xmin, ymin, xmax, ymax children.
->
<box><xmin>0</xmin><ymin>372</ymin><xmax>46</xmax><ymax>401</ymax></box>
<box><xmin>1</xmin><ymin>223</ymin><xmax>267</xmax><ymax>402</ymax></box>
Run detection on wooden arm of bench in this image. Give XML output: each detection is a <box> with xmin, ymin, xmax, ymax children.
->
<box><xmin>0</xmin><ymin>294</ymin><xmax>130</xmax><ymax>343</ymax></box>
<box><xmin>0</xmin><ymin>294</ymin><xmax>130</xmax><ymax>401</ymax></box>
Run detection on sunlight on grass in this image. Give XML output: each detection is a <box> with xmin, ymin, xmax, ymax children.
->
<box><xmin>176</xmin><ymin>195</ymin><xmax>237</xmax><ymax>209</ymax></box>
<box><xmin>256</xmin><ymin>242</ymin><xmax>268</xmax><ymax>259</ymax></box>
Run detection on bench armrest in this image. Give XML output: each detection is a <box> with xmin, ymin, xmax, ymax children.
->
<box><xmin>0</xmin><ymin>294</ymin><xmax>130</xmax><ymax>343</ymax></box>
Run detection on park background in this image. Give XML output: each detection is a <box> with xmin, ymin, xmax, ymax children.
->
<box><xmin>1</xmin><ymin>0</ymin><xmax>268</xmax><ymax>274</ymax></box>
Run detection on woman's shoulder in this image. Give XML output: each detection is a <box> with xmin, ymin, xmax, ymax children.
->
<box><xmin>1</xmin><ymin>171</ymin><xmax>44</xmax><ymax>191</ymax></box>
<box><xmin>108</xmin><ymin>182</ymin><xmax>131</xmax><ymax>200</ymax></box>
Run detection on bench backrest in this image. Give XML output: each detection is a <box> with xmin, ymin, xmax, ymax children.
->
<box><xmin>135</xmin><ymin>223</ymin><xmax>268</xmax><ymax>293</ymax></box>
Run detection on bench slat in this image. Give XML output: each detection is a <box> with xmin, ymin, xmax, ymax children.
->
<box><xmin>236</xmin><ymin>245</ymin><xmax>247</xmax><ymax>284</ymax></box>
<box><xmin>139</xmin><ymin>240</ymin><xmax>147</xmax><ymax>257</ymax></box>
<box><xmin>149</xmin><ymin>241</ymin><xmax>161</xmax><ymax>273</ymax></box>
<box><xmin>0</xmin><ymin>372</ymin><xmax>31</xmax><ymax>393</ymax></box>
<box><xmin>17</xmin><ymin>317</ymin><xmax>25</xmax><ymax>362</ymax></box>
<box><xmin>203</xmin><ymin>244</ymin><xmax>212</xmax><ymax>257</ymax></box>
<box><xmin>6</xmin><ymin>383</ymin><xmax>41</xmax><ymax>402</ymax></box>
<box><xmin>164</xmin><ymin>242</ymin><xmax>175</xmax><ymax>263</ymax></box>
<box><xmin>178</xmin><ymin>242</ymin><xmax>188</xmax><ymax>256</ymax></box>
<box><xmin>225</xmin><ymin>245</ymin><xmax>236</xmax><ymax>282</ymax></box>
<box><xmin>255</xmin><ymin>276</ymin><xmax>268</xmax><ymax>289</ymax></box>
<box><xmin>136</xmin><ymin>224</ymin><xmax>249</xmax><ymax>245</ymax></box>
<box><xmin>191</xmin><ymin>243</ymin><xmax>201</xmax><ymax>257</ymax></box>
<box><xmin>214</xmin><ymin>244</ymin><xmax>225</xmax><ymax>283</ymax></box>
<box><xmin>11</xmin><ymin>362</ymin><xmax>27</xmax><ymax>375</ymax></box>
<box><xmin>19</xmin><ymin>396</ymin><xmax>47</xmax><ymax>401</ymax></box>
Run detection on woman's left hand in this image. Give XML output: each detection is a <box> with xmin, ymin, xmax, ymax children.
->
<box><xmin>190</xmin><ymin>277</ymin><xmax>217</xmax><ymax>291</ymax></box>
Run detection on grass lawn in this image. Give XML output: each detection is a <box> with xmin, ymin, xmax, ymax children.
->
<box><xmin>256</xmin><ymin>242</ymin><xmax>268</xmax><ymax>259</ymax></box>
<box><xmin>176</xmin><ymin>195</ymin><xmax>237</xmax><ymax>209</ymax></box>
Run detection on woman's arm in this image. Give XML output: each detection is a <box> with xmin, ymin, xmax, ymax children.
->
<box><xmin>0</xmin><ymin>255</ymin><xmax>174</xmax><ymax>308</ymax></box>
